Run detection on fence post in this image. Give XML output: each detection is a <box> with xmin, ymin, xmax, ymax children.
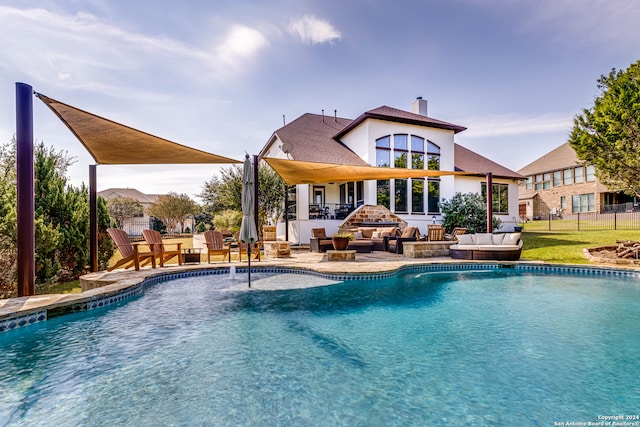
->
<box><xmin>577</xmin><ymin>212</ymin><xmax>580</xmax><ymax>231</ymax></box>
<box><xmin>548</xmin><ymin>213</ymin><xmax>551</xmax><ymax>231</ymax></box>
<box><xmin>614</xmin><ymin>212</ymin><xmax>617</xmax><ymax>230</ymax></box>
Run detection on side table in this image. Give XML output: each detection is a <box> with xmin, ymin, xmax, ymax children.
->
<box><xmin>182</xmin><ymin>248</ymin><xmax>202</xmax><ymax>264</ymax></box>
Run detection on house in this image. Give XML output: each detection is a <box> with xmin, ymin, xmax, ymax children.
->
<box><xmin>259</xmin><ymin>97</ymin><xmax>523</xmax><ymax>244</ymax></box>
<box><xmin>98</xmin><ymin>188</ymin><xmax>194</xmax><ymax>235</ymax></box>
<box><xmin>517</xmin><ymin>143</ymin><xmax>637</xmax><ymax>220</ymax></box>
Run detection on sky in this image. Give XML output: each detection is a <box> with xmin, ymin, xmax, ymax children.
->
<box><xmin>1</xmin><ymin>0</ymin><xmax>639</xmax><ymax>201</ymax></box>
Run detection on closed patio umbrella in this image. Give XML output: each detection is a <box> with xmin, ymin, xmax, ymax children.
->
<box><xmin>239</xmin><ymin>154</ymin><xmax>258</xmax><ymax>287</ymax></box>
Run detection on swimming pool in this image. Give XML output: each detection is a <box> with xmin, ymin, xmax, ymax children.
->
<box><xmin>1</xmin><ymin>266</ymin><xmax>639</xmax><ymax>426</ymax></box>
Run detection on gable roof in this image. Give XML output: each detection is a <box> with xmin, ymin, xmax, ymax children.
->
<box><xmin>261</xmin><ymin>113</ymin><xmax>368</xmax><ymax>166</ymax></box>
<box><xmin>454</xmin><ymin>144</ymin><xmax>523</xmax><ymax>179</ymax></box>
<box><xmin>260</xmin><ymin>109</ymin><xmax>520</xmax><ymax>180</ymax></box>
<box><xmin>334</xmin><ymin>105</ymin><xmax>467</xmax><ymax>139</ymax></box>
<box><xmin>517</xmin><ymin>143</ymin><xmax>579</xmax><ymax>176</ymax></box>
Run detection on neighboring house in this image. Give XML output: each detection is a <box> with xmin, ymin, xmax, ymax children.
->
<box><xmin>517</xmin><ymin>143</ymin><xmax>637</xmax><ymax>221</ymax></box>
<box><xmin>259</xmin><ymin>97</ymin><xmax>523</xmax><ymax>244</ymax></box>
<box><xmin>99</xmin><ymin>188</ymin><xmax>195</xmax><ymax>235</ymax></box>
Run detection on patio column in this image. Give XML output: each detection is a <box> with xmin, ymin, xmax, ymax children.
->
<box><xmin>486</xmin><ymin>172</ymin><xmax>493</xmax><ymax>233</ymax></box>
<box><xmin>16</xmin><ymin>82</ymin><xmax>35</xmax><ymax>296</ymax></box>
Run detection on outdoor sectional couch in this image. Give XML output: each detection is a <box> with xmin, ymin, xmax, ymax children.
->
<box><xmin>310</xmin><ymin>226</ymin><xmax>400</xmax><ymax>253</ymax></box>
<box><xmin>449</xmin><ymin>232</ymin><xmax>523</xmax><ymax>261</ymax></box>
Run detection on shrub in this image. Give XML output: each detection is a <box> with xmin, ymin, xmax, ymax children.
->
<box><xmin>440</xmin><ymin>192</ymin><xmax>501</xmax><ymax>234</ymax></box>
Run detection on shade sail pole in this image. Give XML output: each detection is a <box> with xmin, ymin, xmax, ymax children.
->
<box><xmin>486</xmin><ymin>172</ymin><xmax>493</xmax><ymax>233</ymax></box>
<box><xmin>253</xmin><ymin>155</ymin><xmax>259</xmax><ymax>237</ymax></box>
<box><xmin>16</xmin><ymin>82</ymin><xmax>35</xmax><ymax>296</ymax></box>
<box><xmin>89</xmin><ymin>164</ymin><xmax>98</xmax><ymax>272</ymax></box>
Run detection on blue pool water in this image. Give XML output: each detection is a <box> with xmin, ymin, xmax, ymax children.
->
<box><xmin>1</xmin><ymin>268</ymin><xmax>639</xmax><ymax>426</ymax></box>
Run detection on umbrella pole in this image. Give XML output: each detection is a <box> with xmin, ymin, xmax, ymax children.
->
<box><xmin>247</xmin><ymin>246</ymin><xmax>251</xmax><ymax>288</ymax></box>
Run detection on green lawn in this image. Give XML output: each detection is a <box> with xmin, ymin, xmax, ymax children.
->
<box><xmin>521</xmin><ymin>230</ymin><xmax>640</xmax><ymax>264</ymax></box>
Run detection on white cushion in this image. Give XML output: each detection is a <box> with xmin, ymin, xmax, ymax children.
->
<box><xmin>491</xmin><ymin>233</ymin><xmax>505</xmax><ymax>245</ymax></box>
<box><xmin>456</xmin><ymin>234</ymin><xmax>475</xmax><ymax>245</ymax></box>
<box><xmin>354</xmin><ymin>231</ymin><xmax>363</xmax><ymax>240</ymax></box>
<box><xmin>475</xmin><ymin>233</ymin><xmax>493</xmax><ymax>245</ymax></box>
<box><xmin>371</xmin><ymin>231</ymin><xmax>381</xmax><ymax>239</ymax></box>
<box><xmin>452</xmin><ymin>245</ymin><xmax>479</xmax><ymax>250</ymax></box>
<box><xmin>476</xmin><ymin>245</ymin><xmax>521</xmax><ymax>251</ymax></box>
<box><xmin>502</xmin><ymin>233</ymin><xmax>521</xmax><ymax>245</ymax></box>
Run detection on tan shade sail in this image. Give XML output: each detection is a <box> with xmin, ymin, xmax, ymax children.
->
<box><xmin>264</xmin><ymin>157</ymin><xmax>475</xmax><ymax>185</ymax></box>
<box><xmin>36</xmin><ymin>93</ymin><xmax>240</xmax><ymax>165</ymax></box>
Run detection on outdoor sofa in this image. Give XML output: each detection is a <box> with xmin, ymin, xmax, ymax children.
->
<box><xmin>449</xmin><ymin>232</ymin><xmax>523</xmax><ymax>261</ymax></box>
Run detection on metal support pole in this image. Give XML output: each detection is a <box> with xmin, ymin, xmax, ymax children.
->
<box><xmin>486</xmin><ymin>172</ymin><xmax>493</xmax><ymax>233</ymax></box>
<box><xmin>253</xmin><ymin>155</ymin><xmax>259</xmax><ymax>237</ymax></box>
<box><xmin>16</xmin><ymin>82</ymin><xmax>35</xmax><ymax>296</ymax></box>
<box><xmin>89</xmin><ymin>164</ymin><xmax>98</xmax><ymax>271</ymax></box>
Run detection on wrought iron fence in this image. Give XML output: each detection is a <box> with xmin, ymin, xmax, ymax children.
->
<box><xmin>524</xmin><ymin>211</ymin><xmax>640</xmax><ymax>232</ymax></box>
<box><xmin>122</xmin><ymin>218</ymin><xmax>194</xmax><ymax>240</ymax></box>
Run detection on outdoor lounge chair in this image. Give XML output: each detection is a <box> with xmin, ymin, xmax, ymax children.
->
<box><xmin>107</xmin><ymin>228</ymin><xmax>156</xmax><ymax>271</ymax></box>
<box><xmin>142</xmin><ymin>229</ymin><xmax>183</xmax><ymax>267</ymax></box>
<box><xmin>444</xmin><ymin>227</ymin><xmax>467</xmax><ymax>241</ymax></box>
<box><xmin>387</xmin><ymin>226</ymin><xmax>419</xmax><ymax>254</ymax></box>
<box><xmin>309</xmin><ymin>228</ymin><xmax>333</xmax><ymax>252</ymax></box>
<box><xmin>427</xmin><ymin>225</ymin><xmax>446</xmax><ymax>241</ymax></box>
<box><xmin>203</xmin><ymin>230</ymin><xmax>231</xmax><ymax>263</ymax></box>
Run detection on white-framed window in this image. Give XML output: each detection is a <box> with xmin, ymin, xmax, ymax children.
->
<box><xmin>482</xmin><ymin>182</ymin><xmax>509</xmax><ymax>214</ymax></box>
<box><xmin>563</xmin><ymin>169</ymin><xmax>572</xmax><ymax>185</ymax></box>
<box><xmin>572</xmin><ymin>193</ymin><xmax>594</xmax><ymax>213</ymax></box>
<box><xmin>526</xmin><ymin>177</ymin><xmax>533</xmax><ymax>190</ymax></box>
<box><xmin>574</xmin><ymin>167</ymin><xmax>584</xmax><ymax>184</ymax></box>
<box><xmin>553</xmin><ymin>171</ymin><xmax>562</xmax><ymax>186</ymax></box>
<box><xmin>586</xmin><ymin>165</ymin><xmax>596</xmax><ymax>182</ymax></box>
<box><xmin>376</xmin><ymin>136</ymin><xmax>391</xmax><ymax>167</ymax></box>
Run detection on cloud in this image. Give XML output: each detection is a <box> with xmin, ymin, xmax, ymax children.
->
<box><xmin>213</xmin><ymin>25</ymin><xmax>268</xmax><ymax>77</ymax></box>
<box><xmin>288</xmin><ymin>15</ymin><xmax>341</xmax><ymax>44</ymax></box>
<box><xmin>0</xmin><ymin>6</ymin><xmax>269</xmax><ymax>96</ymax></box>
<box><xmin>459</xmin><ymin>112</ymin><xmax>574</xmax><ymax>139</ymax></box>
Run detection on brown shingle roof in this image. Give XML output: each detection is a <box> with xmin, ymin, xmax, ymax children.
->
<box><xmin>334</xmin><ymin>105</ymin><xmax>467</xmax><ymax>139</ymax></box>
<box><xmin>454</xmin><ymin>144</ymin><xmax>523</xmax><ymax>179</ymax></box>
<box><xmin>517</xmin><ymin>143</ymin><xmax>579</xmax><ymax>176</ymax></box>
<box><xmin>264</xmin><ymin>113</ymin><xmax>368</xmax><ymax>166</ymax></box>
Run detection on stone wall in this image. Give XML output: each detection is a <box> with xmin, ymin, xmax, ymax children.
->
<box><xmin>339</xmin><ymin>205</ymin><xmax>408</xmax><ymax>231</ymax></box>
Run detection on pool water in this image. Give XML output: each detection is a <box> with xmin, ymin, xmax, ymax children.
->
<box><xmin>1</xmin><ymin>269</ymin><xmax>639</xmax><ymax>426</ymax></box>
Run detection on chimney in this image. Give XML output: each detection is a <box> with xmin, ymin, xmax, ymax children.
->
<box><xmin>412</xmin><ymin>96</ymin><xmax>428</xmax><ymax>116</ymax></box>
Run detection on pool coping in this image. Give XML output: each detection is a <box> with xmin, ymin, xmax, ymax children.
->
<box><xmin>2</xmin><ymin>255</ymin><xmax>640</xmax><ymax>333</ymax></box>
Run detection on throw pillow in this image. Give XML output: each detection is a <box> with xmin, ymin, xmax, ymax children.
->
<box><xmin>456</xmin><ymin>234</ymin><xmax>474</xmax><ymax>245</ymax></box>
<box><xmin>371</xmin><ymin>231</ymin><xmax>381</xmax><ymax>239</ymax></box>
<box><xmin>475</xmin><ymin>233</ymin><xmax>493</xmax><ymax>245</ymax></box>
<box><xmin>354</xmin><ymin>231</ymin><xmax>363</xmax><ymax>240</ymax></box>
<box><xmin>503</xmin><ymin>233</ymin><xmax>521</xmax><ymax>245</ymax></box>
<box><xmin>311</xmin><ymin>228</ymin><xmax>326</xmax><ymax>239</ymax></box>
<box><xmin>491</xmin><ymin>233</ymin><xmax>505</xmax><ymax>245</ymax></box>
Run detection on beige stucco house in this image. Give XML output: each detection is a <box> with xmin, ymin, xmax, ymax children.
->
<box><xmin>260</xmin><ymin>97</ymin><xmax>523</xmax><ymax>244</ymax></box>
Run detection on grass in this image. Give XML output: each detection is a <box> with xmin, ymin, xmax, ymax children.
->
<box><xmin>521</xmin><ymin>230</ymin><xmax>640</xmax><ymax>264</ymax></box>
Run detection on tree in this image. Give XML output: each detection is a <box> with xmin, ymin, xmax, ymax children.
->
<box><xmin>199</xmin><ymin>163</ymin><xmax>285</xmax><ymax>235</ymax></box>
<box><xmin>107</xmin><ymin>196</ymin><xmax>143</xmax><ymax>229</ymax></box>
<box><xmin>146</xmin><ymin>192</ymin><xmax>198</xmax><ymax>233</ymax></box>
<box><xmin>0</xmin><ymin>139</ymin><xmax>112</xmax><ymax>297</ymax></box>
<box><xmin>569</xmin><ymin>60</ymin><xmax>640</xmax><ymax>197</ymax></box>
<box><xmin>440</xmin><ymin>192</ymin><xmax>501</xmax><ymax>234</ymax></box>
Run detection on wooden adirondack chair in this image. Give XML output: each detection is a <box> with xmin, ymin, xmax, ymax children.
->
<box><xmin>142</xmin><ymin>229</ymin><xmax>183</xmax><ymax>267</ymax></box>
<box><xmin>203</xmin><ymin>230</ymin><xmax>231</xmax><ymax>263</ymax></box>
<box><xmin>107</xmin><ymin>228</ymin><xmax>156</xmax><ymax>271</ymax></box>
<box><xmin>237</xmin><ymin>241</ymin><xmax>261</xmax><ymax>262</ymax></box>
